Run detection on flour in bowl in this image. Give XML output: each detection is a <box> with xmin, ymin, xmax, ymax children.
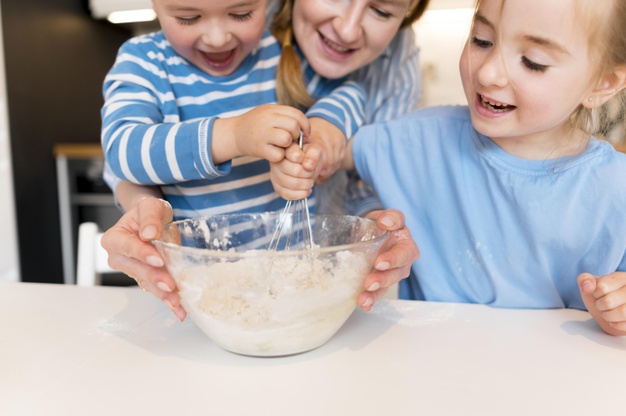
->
<box><xmin>176</xmin><ymin>250</ymin><xmax>370</xmax><ymax>356</ymax></box>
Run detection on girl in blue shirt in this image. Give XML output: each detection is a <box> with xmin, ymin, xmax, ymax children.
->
<box><xmin>278</xmin><ymin>0</ymin><xmax>626</xmax><ymax>336</ymax></box>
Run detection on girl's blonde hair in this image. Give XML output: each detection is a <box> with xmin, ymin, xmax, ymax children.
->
<box><xmin>271</xmin><ymin>0</ymin><xmax>432</xmax><ymax>110</ymax></box>
<box><xmin>570</xmin><ymin>0</ymin><xmax>626</xmax><ymax>144</ymax></box>
<box><xmin>473</xmin><ymin>0</ymin><xmax>626</xmax><ymax>143</ymax></box>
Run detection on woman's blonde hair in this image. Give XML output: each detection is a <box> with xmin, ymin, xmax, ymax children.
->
<box><xmin>271</xmin><ymin>0</ymin><xmax>432</xmax><ymax>109</ymax></box>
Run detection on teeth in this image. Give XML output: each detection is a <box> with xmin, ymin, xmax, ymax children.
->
<box><xmin>322</xmin><ymin>35</ymin><xmax>350</xmax><ymax>53</ymax></box>
<box><xmin>481</xmin><ymin>95</ymin><xmax>512</xmax><ymax>112</ymax></box>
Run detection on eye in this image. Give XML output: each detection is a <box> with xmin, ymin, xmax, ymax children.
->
<box><xmin>471</xmin><ymin>36</ymin><xmax>492</xmax><ymax>49</ymax></box>
<box><xmin>231</xmin><ymin>11</ymin><xmax>254</xmax><ymax>21</ymax></box>
<box><xmin>521</xmin><ymin>56</ymin><xmax>548</xmax><ymax>73</ymax></box>
<box><xmin>175</xmin><ymin>16</ymin><xmax>200</xmax><ymax>25</ymax></box>
<box><xmin>371</xmin><ymin>7</ymin><xmax>392</xmax><ymax>19</ymax></box>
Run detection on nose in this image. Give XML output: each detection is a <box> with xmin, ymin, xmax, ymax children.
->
<box><xmin>331</xmin><ymin>3</ymin><xmax>364</xmax><ymax>44</ymax></box>
<box><xmin>476</xmin><ymin>48</ymin><xmax>509</xmax><ymax>88</ymax></box>
<box><xmin>200</xmin><ymin>22</ymin><xmax>232</xmax><ymax>48</ymax></box>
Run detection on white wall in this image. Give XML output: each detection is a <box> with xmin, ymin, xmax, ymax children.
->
<box><xmin>0</xmin><ymin>3</ymin><xmax>20</xmax><ymax>282</ymax></box>
<box><xmin>414</xmin><ymin>1</ymin><xmax>474</xmax><ymax>107</ymax></box>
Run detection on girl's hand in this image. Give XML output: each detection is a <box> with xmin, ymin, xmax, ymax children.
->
<box><xmin>100</xmin><ymin>196</ymin><xmax>187</xmax><ymax>322</ymax></box>
<box><xmin>212</xmin><ymin>104</ymin><xmax>311</xmax><ymax>164</ymax></box>
<box><xmin>578</xmin><ymin>272</ymin><xmax>626</xmax><ymax>336</ymax></box>
<box><xmin>358</xmin><ymin>209</ymin><xmax>420</xmax><ymax>312</ymax></box>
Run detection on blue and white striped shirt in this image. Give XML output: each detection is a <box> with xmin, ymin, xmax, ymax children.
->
<box><xmin>102</xmin><ymin>30</ymin><xmax>365</xmax><ymax>219</ymax></box>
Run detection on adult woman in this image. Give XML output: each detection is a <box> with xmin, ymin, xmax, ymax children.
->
<box><xmin>101</xmin><ymin>0</ymin><xmax>429</xmax><ymax>321</ymax></box>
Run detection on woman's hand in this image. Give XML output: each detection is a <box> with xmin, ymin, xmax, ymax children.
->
<box><xmin>578</xmin><ymin>272</ymin><xmax>626</xmax><ymax>336</ymax></box>
<box><xmin>100</xmin><ymin>196</ymin><xmax>187</xmax><ymax>321</ymax></box>
<box><xmin>358</xmin><ymin>209</ymin><xmax>419</xmax><ymax>312</ymax></box>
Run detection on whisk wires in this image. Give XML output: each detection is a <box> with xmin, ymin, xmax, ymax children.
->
<box><xmin>269</xmin><ymin>131</ymin><xmax>315</xmax><ymax>251</ymax></box>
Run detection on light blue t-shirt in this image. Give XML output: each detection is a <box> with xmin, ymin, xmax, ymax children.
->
<box><xmin>353</xmin><ymin>105</ymin><xmax>626</xmax><ymax>310</ymax></box>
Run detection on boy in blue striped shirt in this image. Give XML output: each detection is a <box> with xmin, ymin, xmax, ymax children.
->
<box><xmin>101</xmin><ymin>0</ymin><xmax>366</xmax><ymax>219</ymax></box>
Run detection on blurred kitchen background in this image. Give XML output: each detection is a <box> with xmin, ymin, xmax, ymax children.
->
<box><xmin>7</xmin><ymin>0</ymin><xmax>617</xmax><ymax>285</ymax></box>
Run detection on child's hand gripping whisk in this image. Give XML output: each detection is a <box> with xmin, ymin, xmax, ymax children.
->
<box><xmin>269</xmin><ymin>131</ymin><xmax>315</xmax><ymax>251</ymax></box>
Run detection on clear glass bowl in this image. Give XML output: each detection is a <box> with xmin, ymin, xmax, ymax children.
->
<box><xmin>153</xmin><ymin>213</ymin><xmax>388</xmax><ymax>357</ymax></box>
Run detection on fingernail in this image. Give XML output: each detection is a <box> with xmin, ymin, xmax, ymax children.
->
<box><xmin>142</xmin><ymin>226</ymin><xmax>157</xmax><ymax>239</ymax></box>
<box><xmin>157</xmin><ymin>282</ymin><xmax>172</xmax><ymax>292</ymax></box>
<box><xmin>380</xmin><ymin>216</ymin><xmax>394</xmax><ymax>228</ymax></box>
<box><xmin>375</xmin><ymin>261</ymin><xmax>390</xmax><ymax>271</ymax></box>
<box><xmin>146</xmin><ymin>255</ymin><xmax>164</xmax><ymax>267</ymax></box>
<box><xmin>367</xmin><ymin>282</ymin><xmax>381</xmax><ymax>292</ymax></box>
<box><xmin>362</xmin><ymin>297</ymin><xmax>373</xmax><ymax>308</ymax></box>
<box><xmin>174</xmin><ymin>306</ymin><xmax>186</xmax><ymax>322</ymax></box>
<box><xmin>580</xmin><ymin>280</ymin><xmax>593</xmax><ymax>293</ymax></box>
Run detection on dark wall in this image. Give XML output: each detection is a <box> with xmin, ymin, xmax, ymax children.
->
<box><xmin>2</xmin><ymin>0</ymin><xmax>131</xmax><ymax>282</ymax></box>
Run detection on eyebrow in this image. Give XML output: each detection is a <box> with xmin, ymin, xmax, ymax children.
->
<box><xmin>378</xmin><ymin>0</ymin><xmax>412</xmax><ymax>7</ymax></box>
<box><xmin>166</xmin><ymin>0</ymin><xmax>260</xmax><ymax>11</ymax></box>
<box><xmin>474</xmin><ymin>11</ymin><xmax>570</xmax><ymax>56</ymax></box>
<box><xmin>229</xmin><ymin>0</ymin><xmax>261</xmax><ymax>7</ymax></box>
<box><xmin>522</xmin><ymin>35</ymin><xmax>569</xmax><ymax>55</ymax></box>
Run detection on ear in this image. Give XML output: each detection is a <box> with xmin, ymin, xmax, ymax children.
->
<box><xmin>582</xmin><ymin>66</ymin><xmax>626</xmax><ymax>109</ymax></box>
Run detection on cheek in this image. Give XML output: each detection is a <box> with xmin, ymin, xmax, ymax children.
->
<box><xmin>292</xmin><ymin>0</ymin><xmax>319</xmax><ymax>33</ymax></box>
<box><xmin>459</xmin><ymin>44</ymin><xmax>472</xmax><ymax>92</ymax></box>
<box><xmin>240</xmin><ymin>25</ymin><xmax>265</xmax><ymax>51</ymax></box>
<box><xmin>353</xmin><ymin>26</ymin><xmax>400</xmax><ymax>68</ymax></box>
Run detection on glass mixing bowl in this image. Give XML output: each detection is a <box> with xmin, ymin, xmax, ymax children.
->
<box><xmin>153</xmin><ymin>213</ymin><xmax>388</xmax><ymax>357</ymax></box>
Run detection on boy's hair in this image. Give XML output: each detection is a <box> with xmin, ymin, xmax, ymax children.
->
<box><xmin>271</xmin><ymin>0</ymin><xmax>431</xmax><ymax>110</ymax></box>
<box><xmin>571</xmin><ymin>0</ymin><xmax>626</xmax><ymax>144</ymax></box>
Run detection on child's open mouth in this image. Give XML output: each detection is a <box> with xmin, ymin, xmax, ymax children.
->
<box><xmin>202</xmin><ymin>49</ymin><xmax>236</xmax><ymax>69</ymax></box>
<box><xmin>479</xmin><ymin>94</ymin><xmax>516</xmax><ymax>112</ymax></box>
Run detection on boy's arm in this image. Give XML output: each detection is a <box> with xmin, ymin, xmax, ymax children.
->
<box><xmin>102</xmin><ymin>41</ymin><xmax>230</xmax><ymax>186</ymax></box>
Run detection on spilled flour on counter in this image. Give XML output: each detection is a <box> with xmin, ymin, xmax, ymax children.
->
<box><xmin>176</xmin><ymin>250</ymin><xmax>371</xmax><ymax>356</ymax></box>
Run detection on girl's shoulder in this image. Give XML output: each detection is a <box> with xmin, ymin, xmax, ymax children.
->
<box><xmin>396</xmin><ymin>105</ymin><xmax>472</xmax><ymax>130</ymax></box>
<box><xmin>584</xmin><ymin>139</ymin><xmax>626</xmax><ymax>198</ymax></box>
<box><xmin>413</xmin><ymin>105</ymin><xmax>470</xmax><ymax>120</ymax></box>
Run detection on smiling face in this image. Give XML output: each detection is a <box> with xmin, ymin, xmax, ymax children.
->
<box><xmin>459</xmin><ymin>0</ymin><xmax>603</xmax><ymax>158</ymax></box>
<box><xmin>291</xmin><ymin>0</ymin><xmax>411</xmax><ymax>79</ymax></box>
<box><xmin>153</xmin><ymin>0</ymin><xmax>267</xmax><ymax>77</ymax></box>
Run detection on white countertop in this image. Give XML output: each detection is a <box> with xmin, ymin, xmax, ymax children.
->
<box><xmin>2</xmin><ymin>282</ymin><xmax>625</xmax><ymax>415</ymax></box>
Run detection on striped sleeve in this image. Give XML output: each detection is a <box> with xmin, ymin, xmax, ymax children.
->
<box><xmin>344</xmin><ymin>28</ymin><xmax>423</xmax><ymax>216</ymax></box>
<box><xmin>358</xmin><ymin>27</ymin><xmax>422</xmax><ymax>124</ymax></box>
<box><xmin>101</xmin><ymin>36</ymin><xmax>229</xmax><ymax>186</ymax></box>
<box><xmin>305</xmin><ymin>80</ymin><xmax>366</xmax><ymax>140</ymax></box>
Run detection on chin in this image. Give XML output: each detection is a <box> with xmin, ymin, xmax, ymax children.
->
<box><xmin>309</xmin><ymin>62</ymin><xmax>350</xmax><ymax>80</ymax></box>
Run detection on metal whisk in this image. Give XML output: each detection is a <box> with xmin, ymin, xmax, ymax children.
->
<box><xmin>268</xmin><ymin>131</ymin><xmax>315</xmax><ymax>251</ymax></box>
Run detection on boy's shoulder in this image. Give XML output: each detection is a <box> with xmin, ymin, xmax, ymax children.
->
<box><xmin>121</xmin><ymin>31</ymin><xmax>171</xmax><ymax>55</ymax></box>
